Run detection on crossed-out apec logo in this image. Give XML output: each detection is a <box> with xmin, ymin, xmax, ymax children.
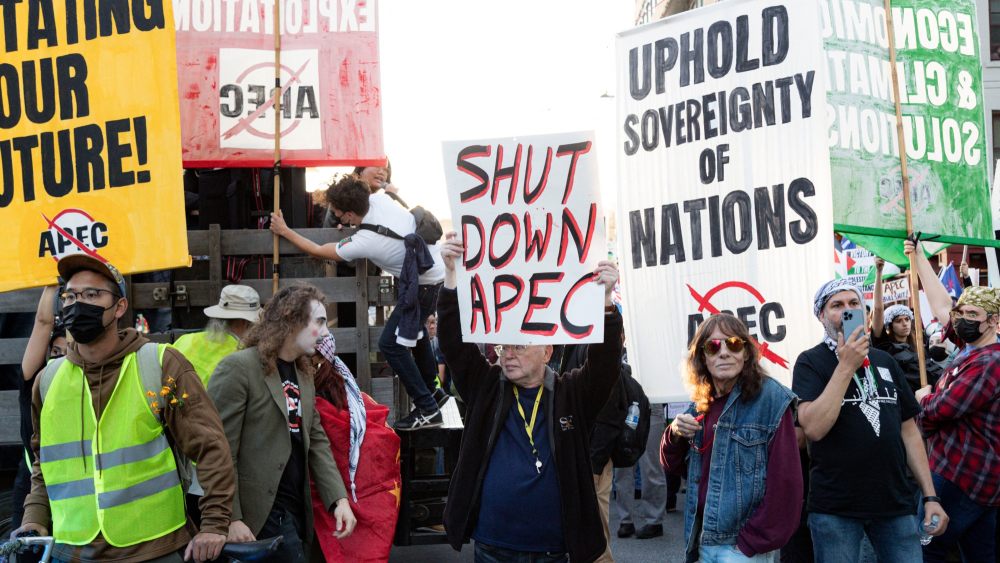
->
<box><xmin>686</xmin><ymin>282</ymin><xmax>788</xmax><ymax>368</ymax></box>
<box><xmin>37</xmin><ymin>209</ymin><xmax>110</xmax><ymax>263</ymax></box>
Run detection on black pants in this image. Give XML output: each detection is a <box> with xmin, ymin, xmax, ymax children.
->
<box><xmin>258</xmin><ymin>508</ymin><xmax>306</xmax><ymax>563</ymax></box>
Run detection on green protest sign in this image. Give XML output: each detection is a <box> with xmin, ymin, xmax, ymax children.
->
<box><xmin>823</xmin><ymin>0</ymin><xmax>997</xmax><ymax>250</ymax></box>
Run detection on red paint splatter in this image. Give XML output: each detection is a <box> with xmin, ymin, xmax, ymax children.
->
<box><xmin>206</xmin><ymin>56</ymin><xmax>217</xmax><ymax>71</ymax></box>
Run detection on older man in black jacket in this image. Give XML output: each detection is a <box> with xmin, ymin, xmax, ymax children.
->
<box><xmin>437</xmin><ymin>232</ymin><xmax>623</xmax><ymax>563</ymax></box>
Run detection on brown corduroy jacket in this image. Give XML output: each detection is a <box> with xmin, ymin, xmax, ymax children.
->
<box><xmin>24</xmin><ymin>329</ymin><xmax>235</xmax><ymax>563</ymax></box>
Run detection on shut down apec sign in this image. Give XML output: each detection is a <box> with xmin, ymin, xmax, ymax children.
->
<box><xmin>1</xmin><ymin>0</ymin><xmax>188</xmax><ymax>292</ymax></box>
<box><xmin>616</xmin><ymin>0</ymin><xmax>834</xmax><ymax>402</ymax></box>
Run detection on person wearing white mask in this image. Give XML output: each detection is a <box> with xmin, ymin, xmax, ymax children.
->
<box><xmin>209</xmin><ymin>285</ymin><xmax>356</xmax><ymax>562</ymax></box>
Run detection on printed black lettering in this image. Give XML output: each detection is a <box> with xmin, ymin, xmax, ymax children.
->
<box><xmin>461</xmin><ymin>215</ymin><xmax>485</xmax><ymax>270</ymax></box>
<box><xmin>132</xmin><ymin>0</ymin><xmax>164</xmax><ymax>31</ymax></box>
<box><xmin>0</xmin><ymin>63</ymin><xmax>21</xmax><ymax>128</ymax></box>
<box><xmin>0</xmin><ymin>139</ymin><xmax>12</xmax><ymax>207</ymax></box>
<box><xmin>523</xmin><ymin>145</ymin><xmax>552</xmax><ymax>204</ymax></box>
<box><xmin>658</xmin><ymin>106</ymin><xmax>673</xmax><ymax>148</ymax></box>
<box><xmin>794</xmin><ymin>71</ymin><xmax>815</xmax><ymax>118</ymax></box>
<box><xmin>683</xmin><ymin>198</ymin><xmax>706</xmax><ymax>261</ymax></box>
<box><xmin>707</xmin><ymin>195</ymin><xmax>722</xmax><ymax>257</ymax></box>
<box><xmin>28</xmin><ymin>0</ymin><xmax>58</xmax><ymax>49</ymax></box>
<box><xmin>722</xmin><ymin>190</ymin><xmax>752</xmax><ymax>254</ymax></box>
<box><xmin>762</xmin><ymin>6</ymin><xmax>789</xmax><ymax>67</ymax></box>
<box><xmin>105</xmin><ymin>117</ymin><xmax>133</xmax><ymax>187</ymax></box>
<box><xmin>754</xmin><ymin>185</ymin><xmax>786</xmax><ymax>249</ymax></box>
<box><xmin>760</xmin><ymin>302</ymin><xmax>786</xmax><ymax>342</ymax></box>
<box><xmin>660</xmin><ymin>203</ymin><xmax>685</xmax><ymax>264</ymax></box>
<box><xmin>491</xmin><ymin>143</ymin><xmax>522</xmax><ymax>205</ymax></box>
<box><xmin>641</xmin><ymin>108</ymin><xmax>658</xmax><ymax>151</ymax></box>
<box><xmin>629</xmin><ymin>208</ymin><xmax>656</xmax><ymax>269</ymax></box>
<box><xmin>295</xmin><ymin>86</ymin><xmax>317</xmax><ymax>118</ymax></box>
<box><xmin>629</xmin><ymin>44</ymin><xmax>651</xmax><ymax>100</ymax></box>
<box><xmin>22</xmin><ymin>59</ymin><xmax>55</xmax><ymax>124</ymax></box>
<box><xmin>679</xmin><ymin>29</ymin><xmax>704</xmax><ymax>86</ymax></box>
<box><xmin>100</xmin><ymin>0</ymin><xmax>130</xmax><ymax>36</ymax></box>
<box><xmin>469</xmin><ymin>274</ymin><xmax>491</xmax><ymax>334</ymax></box>
<box><xmin>56</xmin><ymin>54</ymin><xmax>89</xmax><ymax>119</ymax></box>
<box><xmin>752</xmin><ymin>81</ymin><xmax>775</xmax><ymax>128</ymax></box>
<box><xmin>74</xmin><ymin>123</ymin><xmax>104</xmax><ymax>192</ymax></box>
<box><xmin>703</xmin><ymin>93</ymin><xmax>718</xmax><ymax>139</ymax></box>
<box><xmin>736</xmin><ymin>15</ymin><xmax>759</xmax><ymax>72</ymax></box>
<box><xmin>12</xmin><ymin>135</ymin><xmax>38</xmax><ymax>201</ymax></box>
<box><xmin>457</xmin><ymin>145</ymin><xmax>491</xmax><ymax>203</ymax></box>
<box><xmin>521</xmin><ymin>272</ymin><xmax>563</xmax><ymax>336</ymax></box>
<box><xmin>729</xmin><ymin>87</ymin><xmax>751</xmax><ymax>132</ymax></box>
<box><xmin>686</xmin><ymin>99</ymin><xmax>701</xmax><ymax>142</ymax></box>
<box><xmin>737</xmin><ymin>306</ymin><xmax>757</xmax><ymax>339</ymax></box>
<box><xmin>707</xmin><ymin>20</ymin><xmax>733</xmax><ymax>79</ymax></box>
<box><xmin>493</xmin><ymin>274</ymin><xmax>524</xmax><ymax>333</ymax></box>
<box><xmin>560</xmin><ymin>271</ymin><xmax>596</xmax><ymax>339</ymax></box>
<box><xmin>788</xmin><ymin>177</ymin><xmax>818</xmax><ymax>244</ymax></box>
<box><xmin>40</xmin><ymin>129</ymin><xmax>72</xmax><ymax>197</ymax></box>
<box><xmin>654</xmin><ymin>37</ymin><xmax>678</xmax><ymax>95</ymax></box>
<box><xmin>0</xmin><ymin>0</ymin><xmax>22</xmax><ymax>52</ymax></box>
<box><xmin>623</xmin><ymin>114</ymin><xmax>639</xmax><ymax>156</ymax></box>
<box><xmin>776</xmin><ymin>77</ymin><xmax>793</xmax><ymax>124</ymax></box>
<box><xmin>488</xmin><ymin>213</ymin><xmax>520</xmax><ymax>269</ymax></box>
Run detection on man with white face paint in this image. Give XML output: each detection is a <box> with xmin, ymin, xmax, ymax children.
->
<box><xmin>209</xmin><ymin>285</ymin><xmax>356</xmax><ymax>562</ymax></box>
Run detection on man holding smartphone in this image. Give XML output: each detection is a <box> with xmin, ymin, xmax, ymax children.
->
<box><xmin>791</xmin><ymin>279</ymin><xmax>948</xmax><ymax>563</ymax></box>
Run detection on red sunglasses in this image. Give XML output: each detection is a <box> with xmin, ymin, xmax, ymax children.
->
<box><xmin>703</xmin><ymin>337</ymin><xmax>746</xmax><ymax>356</ymax></box>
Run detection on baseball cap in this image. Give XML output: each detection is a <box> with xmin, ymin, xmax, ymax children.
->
<box><xmin>57</xmin><ymin>254</ymin><xmax>127</xmax><ymax>298</ymax></box>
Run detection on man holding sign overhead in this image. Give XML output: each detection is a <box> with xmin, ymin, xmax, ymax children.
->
<box><xmin>436</xmin><ymin>232</ymin><xmax>622</xmax><ymax>563</ymax></box>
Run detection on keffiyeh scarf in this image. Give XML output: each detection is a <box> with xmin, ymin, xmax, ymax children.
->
<box><xmin>883</xmin><ymin>304</ymin><xmax>913</xmax><ymax>330</ymax></box>
<box><xmin>317</xmin><ymin>335</ymin><xmax>367</xmax><ymax>502</ymax></box>
<box><xmin>813</xmin><ymin>279</ymin><xmax>865</xmax><ymax>320</ymax></box>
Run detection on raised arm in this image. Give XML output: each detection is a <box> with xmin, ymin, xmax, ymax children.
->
<box><xmin>438</xmin><ymin>232</ymin><xmax>492</xmax><ymax>401</ymax></box>
<box><xmin>575</xmin><ymin>262</ymin><xmax>623</xmax><ymax>427</ymax></box>
<box><xmin>906</xmin><ymin>240</ymin><xmax>952</xmax><ymax>324</ymax></box>
<box><xmin>21</xmin><ymin>286</ymin><xmax>59</xmax><ymax>381</ymax></box>
<box><xmin>872</xmin><ymin>259</ymin><xmax>885</xmax><ymax>338</ymax></box>
<box><xmin>270</xmin><ymin>211</ymin><xmax>344</xmax><ymax>262</ymax></box>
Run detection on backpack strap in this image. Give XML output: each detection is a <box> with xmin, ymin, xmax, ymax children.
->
<box><xmin>137</xmin><ymin>343</ymin><xmax>166</xmax><ymax>423</ymax></box>
<box><xmin>38</xmin><ymin>357</ymin><xmax>68</xmax><ymax>404</ymax></box>
<box><xmin>357</xmin><ymin>223</ymin><xmax>404</xmax><ymax>240</ymax></box>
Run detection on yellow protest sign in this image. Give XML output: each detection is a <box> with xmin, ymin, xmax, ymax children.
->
<box><xmin>0</xmin><ymin>0</ymin><xmax>187</xmax><ymax>292</ymax></box>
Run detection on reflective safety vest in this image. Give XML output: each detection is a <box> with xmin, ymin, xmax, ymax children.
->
<box><xmin>172</xmin><ymin>331</ymin><xmax>239</xmax><ymax>387</ymax></box>
<box><xmin>38</xmin><ymin>344</ymin><xmax>186</xmax><ymax>547</ymax></box>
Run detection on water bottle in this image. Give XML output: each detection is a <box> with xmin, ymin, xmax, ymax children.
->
<box><xmin>625</xmin><ymin>402</ymin><xmax>640</xmax><ymax>430</ymax></box>
<box><xmin>920</xmin><ymin>514</ymin><xmax>940</xmax><ymax>546</ymax></box>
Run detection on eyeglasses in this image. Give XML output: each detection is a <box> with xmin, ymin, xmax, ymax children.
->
<box><xmin>494</xmin><ymin>344</ymin><xmax>529</xmax><ymax>356</ymax></box>
<box><xmin>60</xmin><ymin>288</ymin><xmax>119</xmax><ymax>306</ymax></box>
<box><xmin>951</xmin><ymin>310</ymin><xmax>991</xmax><ymax>322</ymax></box>
<box><xmin>703</xmin><ymin>337</ymin><xmax>745</xmax><ymax>356</ymax></box>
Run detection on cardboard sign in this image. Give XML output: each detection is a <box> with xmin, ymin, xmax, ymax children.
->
<box><xmin>175</xmin><ymin>0</ymin><xmax>384</xmax><ymax>166</ymax></box>
<box><xmin>1</xmin><ymin>0</ymin><xmax>188</xmax><ymax>293</ymax></box>
<box><xmin>616</xmin><ymin>0</ymin><xmax>834</xmax><ymax>402</ymax></box>
<box><xmin>442</xmin><ymin>132</ymin><xmax>607</xmax><ymax>345</ymax></box>
<box><xmin>882</xmin><ymin>277</ymin><xmax>910</xmax><ymax>304</ymax></box>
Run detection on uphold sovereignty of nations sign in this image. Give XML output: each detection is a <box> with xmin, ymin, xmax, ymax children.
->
<box><xmin>174</xmin><ymin>0</ymin><xmax>384</xmax><ymax>166</ymax></box>
<box><xmin>616</xmin><ymin>0</ymin><xmax>834</xmax><ymax>402</ymax></box>
<box><xmin>1</xmin><ymin>0</ymin><xmax>188</xmax><ymax>292</ymax></box>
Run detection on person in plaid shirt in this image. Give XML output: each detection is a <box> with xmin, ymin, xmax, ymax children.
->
<box><xmin>907</xmin><ymin>239</ymin><xmax>1000</xmax><ymax>563</ymax></box>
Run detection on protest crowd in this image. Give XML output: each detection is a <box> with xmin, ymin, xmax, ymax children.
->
<box><xmin>4</xmin><ymin>0</ymin><xmax>1000</xmax><ymax>563</ymax></box>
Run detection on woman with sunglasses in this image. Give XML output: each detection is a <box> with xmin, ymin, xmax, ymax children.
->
<box><xmin>661</xmin><ymin>313</ymin><xmax>802</xmax><ymax>563</ymax></box>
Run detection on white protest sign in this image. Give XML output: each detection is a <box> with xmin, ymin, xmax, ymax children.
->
<box><xmin>881</xmin><ymin>278</ymin><xmax>910</xmax><ymax>304</ymax></box>
<box><xmin>616</xmin><ymin>0</ymin><xmax>833</xmax><ymax>402</ymax></box>
<box><xmin>442</xmin><ymin>132</ymin><xmax>607</xmax><ymax>345</ymax></box>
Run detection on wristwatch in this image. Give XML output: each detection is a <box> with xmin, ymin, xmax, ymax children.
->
<box><xmin>922</xmin><ymin>496</ymin><xmax>941</xmax><ymax>504</ymax></box>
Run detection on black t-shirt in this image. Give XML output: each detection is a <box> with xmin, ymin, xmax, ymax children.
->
<box><xmin>274</xmin><ymin>359</ymin><xmax>305</xmax><ymax>520</ymax></box>
<box><xmin>792</xmin><ymin>343</ymin><xmax>921</xmax><ymax>519</ymax></box>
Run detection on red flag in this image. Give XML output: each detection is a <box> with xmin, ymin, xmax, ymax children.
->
<box><xmin>312</xmin><ymin>394</ymin><xmax>401</xmax><ymax>563</ymax></box>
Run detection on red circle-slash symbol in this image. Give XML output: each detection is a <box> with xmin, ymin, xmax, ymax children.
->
<box><xmin>221</xmin><ymin>60</ymin><xmax>311</xmax><ymax>141</ymax></box>
<box><xmin>686</xmin><ymin>282</ymin><xmax>789</xmax><ymax>369</ymax></box>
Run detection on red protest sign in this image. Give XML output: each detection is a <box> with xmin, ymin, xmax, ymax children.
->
<box><xmin>175</xmin><ymin>0</ymin><xmax>385</xmax><ymax>167</ymax></box>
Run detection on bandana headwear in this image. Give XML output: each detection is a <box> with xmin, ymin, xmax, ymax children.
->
<box><xmin>317</xmin><ymin>335</ymin><xmax>367</xmax><ymax>503</ymax></box>
<box><xmin>883</xmin><ymin>304</ymin><xmax>914</xmax><ymax>330</ymax></box>
<box><xmin>813</xmin><ymin>279</ymin><xmax>865</xmax><ymax>320</ymax></box>
<box><xmin>957</xmin><ymin>286</ymin><xmax>1000</xmax><ymax>316</ymax></box>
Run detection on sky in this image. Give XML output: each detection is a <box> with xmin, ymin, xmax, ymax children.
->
<box><xmin>305</xmin><ymin>0</ymin><xmax>635</xmax><ymax>224</ymax></box>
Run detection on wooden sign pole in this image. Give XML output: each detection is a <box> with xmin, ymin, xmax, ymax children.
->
<box><xmin>885</xmin><ymin>0</ymin><xmax>928</xmax><ymax>387</ymax></box>
<box><xmin>272</xmin><ymin>0</ymin><xmax>281</xmax><ymax>295</ymax></box>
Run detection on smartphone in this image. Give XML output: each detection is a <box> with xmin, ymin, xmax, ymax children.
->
<box><xmin>841</xmin><ymin>309</ymin><xmax>867</xmax><ymax>342</ymax></box>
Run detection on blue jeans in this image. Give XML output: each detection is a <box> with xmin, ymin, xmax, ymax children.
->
<box><xmin>919</xmin><ymin>472</ymin><xmax>998</xmax><ymax>563</ymax></box>
<box><xmin>697</xmin><ymin>544</ymin><xmax>776</xmax><ymax>562</ymax></box>
<box><xmin>379</xmin><ymin>283</ymin><xmax>441</xmax><ymax>413</ymax></box>
<box><xmin>474</xmin><ymin>542</ymin><xmax>568</xmax><ymax>563</ymax></box>
<box><xmin>808</xmin><ymin>512</ymin><xmax>921</xmax><ymax>563</ymax></box>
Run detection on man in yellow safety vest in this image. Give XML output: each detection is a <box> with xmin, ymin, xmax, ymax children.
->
<box><xmin>12</xmin><ymin>255</ymin><xmax>236</xmax><ymax>563</ymax></box>
<box><xmin>173</xmin><ymin>285</ymin><xmax>260</xmax><ymax>387</ymax></box>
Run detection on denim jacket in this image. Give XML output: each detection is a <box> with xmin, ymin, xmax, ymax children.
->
<box><xmin>682</xmin><ymin>377</ymin><xmax>797</xmax><ymax>557</ymax></box>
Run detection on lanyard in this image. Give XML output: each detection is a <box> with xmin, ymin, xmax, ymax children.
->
<box><xmin>513</xmin><ymin>386</ymin><xmax>544</xmax><ymax>473</ymax></box>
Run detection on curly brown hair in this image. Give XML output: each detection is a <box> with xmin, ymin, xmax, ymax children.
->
<box><xmin>242</xmin><ymin>284</ymin><xmax>325</xmax><ymax>377</ymax></box>
<box><xmin>684</xmin><ymin>313</ymin><xmax>767</xmax><ymax>413</ymax></box>
<box><xmin>324</xmin><ymin>173</ymin><xmax>371</xmax><ymax>216</ymax></box>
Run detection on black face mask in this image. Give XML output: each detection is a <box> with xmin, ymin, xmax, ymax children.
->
<box><xmin>63</xmin><ymin>302</ymin><xmax>116</xmax><ymax>344</ymax></box>
<box><xmin>954</xmin><ymin>318</ymin><xmax>987</xmax><ymax>344</ymax></box>
<box><xmin>928</xmin><ymin>346</ymin><xmax>949</xmax><ymax>362</ymax></box>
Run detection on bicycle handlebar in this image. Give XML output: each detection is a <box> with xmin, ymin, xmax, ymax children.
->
<box><xmin>219</xmin><ymin>536</ymin><xmax>284</xmax><ymax>561</ymax></box>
